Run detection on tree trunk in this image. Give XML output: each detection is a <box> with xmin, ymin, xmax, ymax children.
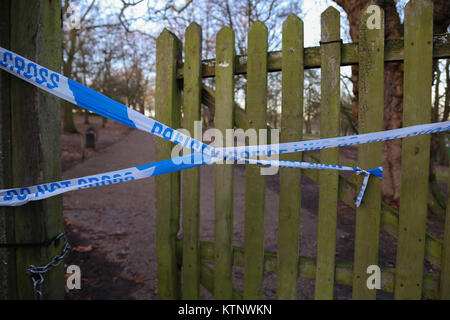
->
<box><xmin>333</xmin><ymin>0</ymin><xmax>450</xmax><ymax>207</ymax></box>
<box><xmin>441</xmin><ymin>59</ymin><xmax>450</xmax><ymax>166</ymax></box>
<box><xmin>63</xmin><ymin>101</ymin><xmax>78</xmax><ymax>133</ymax></box>
<box><xmin>84</xmin><ymin>109</ymin><xmax>89</xmax><ymax>124</ymax></box>
<box><xmin>427</xmin><ymin>62</ymin><xmax>444</xmax><ymax>217</ymax></box>
<box><xmin>439</xmin><ymin>132</ymin><xmax>449</xmax><ymax>166</ymax></box>
<box><xmin>61</xmin><ymin>3</ymin><xmax>78</xmax><ymax>134</ymax></box>
<box><xmin>430</xmin><ymin>62</ymin><xmax>441</xmax><ymax>163</ymax></box>
<box><xmin>0</xmin><ymin>0</ymin><xmax>12</xmax><ymax>300</ymax></box>
<box><xmin>305</xmin><ymin>116</ymin><xmax>312</xmax><ymax>134</ymax></box>
<box><xmin>1</xmin><ymin>0</ymin><xmax>64</xmax><ymax>299</ymax></box>
<box><xmin>443</xmin><ymin>59</ymin><xmax>450</xmax><ymax>122</ymax></box>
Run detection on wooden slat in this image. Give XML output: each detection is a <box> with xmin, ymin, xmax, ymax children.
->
<box><xmin>155</xmin><ymin>29</ymin><xmax>182</xmax><ymax>299</ymax></box>
<box><xmin>175</xmin><ymin>240</ymin><xmax>243</xmax><ymax>299</ymax></box>
<box><xmin>352</xmin><ymin>4</ymin><xmax>384</xmax><ymax>300</ymax></box>
<box><xmin>441</xmin><ymin>167</ymin><xmax>450</xmax><ymax>299</ymax></box>
<box><xmin>394</xmin><ymin>0</ymin><xmax>433</xmax><ymax>300</ymax></box>
<box><xmin>8</xmin><ymin>0</ymin><xmax>64</xmax><ymax>299</ymax></box>
<box><xmin>304</xmin><ymin>153</ymin><xmax>444</xmax><ymax>269</ymax></box>
<box><xmin>201</xmin><ymin>263</ymin><xmax>243</xmax><ymax>300</ymax></box>
<box><xmin>0</xmin><ymin>0</ymin><xmax>14</xmax><ymax>299</ymax></box>
<box><xmin>204</xmin><ymin>86</ymin><xmax>445</xmax><ymax>270</ymax></box>
<box><xmin>177</xmin><ymin>34</ymin><xmax>450</xmax><ymax>78</ymax></box>
<box><xmin>315</xmin><ymin>6</ymin><xmax>341</xmax><ymax>300</ymax></box>
<box><xmin>201</xmin><ymin>84</ymin><xmax>271</xmax><ymax>132</ymax></box>
<box><xmin>213</xmin><ymin>26</ymin><xmax>235</xmax><ymax>299</ymax></box>
<box><xmin>277</xmin><ymin>14</ymin><xmax>303</xmax><ymax>300</ymax></box>
<box><xmin>181</xmin><ymin>22</ymin><xmax>202</xmax><ymax>300</ymax></box>
<box><xmin>193</xmin><ymin>240</ymin><xmax>442</xmax><ymax>299</ymax></box>
<box><xmin>244</xmin><ymin>21</ymin><xmax>268</xmax><ymax>300</ymax></box>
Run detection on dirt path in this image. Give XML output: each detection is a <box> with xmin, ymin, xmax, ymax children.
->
<box><xmin>63</xmin><ymin>128</ymin><xmax>354</xmax><ymax>300</ymax></box>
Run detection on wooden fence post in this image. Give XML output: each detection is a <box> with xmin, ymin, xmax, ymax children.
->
<box><xmin>0</xmin><ymin>0</ymin><xmax>12</xmax><ymax>300</ymax></box>
<box><xmin>1</xmin><ymin>0</ymin><xmax>63</xmax><ymax>299</ymax></box>
<box><xmin>352</xmin><ymin>4</ymin><xmax>384</xmax><ymax>300</ymax></box>
<box><xmin>181</xmin><ymin>22</ymin><xmax>202</xmax><ymax>300</ymax></box>
<box><xmin>244</xmin><ymin>21</ymin><xmax>268</xmax><ymax>300</ymax></box>
<box><xmin>214</xmin><ymin>26</ymin><xmax>235</xmax><ymax>299</ymax></box>
<box><xmin>155</xmin><ymin>29</ymin><xmax>182</xmax><ymax>300</ymax></box>
<box><xmin>277</xmin><ymin>14</ymin><xmax>304</xmax><ymax>300</ymax></box>
<box><xmin>315</xmin><ymin>6</ymin><xmax>341</xmax><ymax>300</ymax></box>
<box><xmin>395</xmin><ymin>0</ymin><xmax>433</xmax><ymax>300</ymax></box>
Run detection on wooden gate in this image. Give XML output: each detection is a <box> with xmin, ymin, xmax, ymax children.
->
<box><xmin>154</xmin><ymin>0</ymin><xmax>450</xmax><ymax>300</ymax></box>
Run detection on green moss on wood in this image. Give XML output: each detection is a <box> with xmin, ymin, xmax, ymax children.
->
<box><xmin>213</xmin><ymin>26</ymin><xmax>235</xmax><ymax>300</ymax></box>
<box><xmin>315</xmin><ymin>6</ymin><xmax>340</xmax><ymax>300</ymax></box>
<box><xmin>277</xmin><ymin>14</ymin><xmax>304</xmax><ymax>300</ymax></box>
<box><xmin>352</xmin><ymin>4</ymin><xmax>384</xmax><ymax>300</ymax></box>
<box><xmin>181</xmin><ymin>22</ymin><xmax>202</xmax><ymax>300</ymax></box>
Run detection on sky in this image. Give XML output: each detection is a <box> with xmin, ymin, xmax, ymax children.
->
<box><xmin>101</xmin><ymin>0</ymin><xmax>355</xmax><ymax>79</ymax></box>
<box><xmin>76</xmin><ymin>0</ymin><xmax>449</xmax><ymax>109</ymax></box>
<box><xmin>301</xmin><ymin>0</ymin><xmax>349</xmax><ymax>47</ymax></box>
<box><xmin>105</xmin><ymin>0</ymin><xmax>350</xmax><ymax>47</ymax></box>
<box><xmin>78</xmin><ymin>0</ymin><xmax>415</xmax><ymax>108</ymax></box>
<box><xmin>67</xmin><ymin>0</ymin><xmax>450</xmax><ymax>119</ymax></box>
<box><xmin>90</xmin><ymin>0</ymin><xmax>412</xmax><ymax>49</ymax></box>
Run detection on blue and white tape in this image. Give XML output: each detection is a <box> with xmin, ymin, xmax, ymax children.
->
<box><xmin>0</xmin><ymin>151</ymin><xmax>378</xmax><ymax>206</ymax></box>
<box><xmin>0</xmin><ymin>47</ymin><xmax>215</xmax><ymax>157</ymax></box>
<box><xmin>0</xmin><ymin>46</ymin><xmax>447</xmax><ymax>208</ymax></box>
<box><xmin>0</xmin><ymin>154</ymin><xmax>208</xmax><ymax>206</ymax></box>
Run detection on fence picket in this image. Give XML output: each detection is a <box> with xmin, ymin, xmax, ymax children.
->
<box><xmin>155</xmin><ymin>29</ymin><xmax>182</xmax><ymax>299</ymax></box>
<box><xmin>440</xmin><ymin>166</ymin><xmax>450</xmax><ymax>300</ymax></box>
<box><xmin>182</xmin><ymin>22</ymin><xmax>202</xmax><ymax>300</ymax></box>
<box><xmin>394</xmin><ymin>0</ymin><xmax>433</xmax><ymax>300</ymax></box>
<box><xmin>152</xmin><ymin>1</ymin><xmax>449</xmax><ymax>300</ymax></box>
<box><xmin>277</xmin><ymin>14</ymin><xmax>304</xmax><ymax>300</ymax></box>
<box><xmin>441</xmin><ymin>167</ymin><xmax>450</xmax><ymax>299</ymax></box>
<box><xmin>352</xmin><ymin>4</ymin><xmax>384</xmax><ymax>300</ymax></box>
<box><xmin>244</xmin><ymin>21</ymin><xmax>268</xmax><ymax>300</ymax></box>
<box><xmin>214</xmin><ymin>26</ymin><xmax>236</xmax><ymax>299</ymax></box>
<box><xmin>315</xmin><ymin>6</ymin><xmax>341</xmax><ymax>300</ymax></box>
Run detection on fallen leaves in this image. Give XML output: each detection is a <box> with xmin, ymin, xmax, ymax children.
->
<box><xmin>72</xmin><ymin>245</ymin><xmax>94</xmax><ymax>253</ymax></box>
<box><xmin>121</xmin><ymin>273</ymin><xmax>147</xmax><ymax>284</ymax></box>
<box><xmin>134</xmin><ymin>274</ymin><xmax>147</xmax><ymax>284</ymax></box>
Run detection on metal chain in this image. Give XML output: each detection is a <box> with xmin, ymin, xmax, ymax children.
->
<box><xmin>26</xmin><ymin>232</ymin><xmax>71</xmax><ymax>300</ymax></box>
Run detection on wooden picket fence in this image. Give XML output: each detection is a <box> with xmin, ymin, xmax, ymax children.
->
<box><xmin>154</xmin><ymin>0</ymin><xmax>450</xmax><ymax>300</ymax></box>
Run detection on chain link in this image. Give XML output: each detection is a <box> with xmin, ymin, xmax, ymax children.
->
<box><xmin>26</xmin><ymin>232</ymin><xmax>71</xmax><ymax>300</ymax></box>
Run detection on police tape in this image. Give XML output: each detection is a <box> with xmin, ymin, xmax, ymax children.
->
<box><xmin>0</xmin><ymin>46</ymin><xmax>449</xmax><ymax>207</ymax></box>
<box><xmin>0</xmin><ymin>150</ymin><xmax>382</xmax><ymax>206</ymax></box>
<box><xmin>0</xmin><ymin>46</ymin><xmax>215</xmax><ymax>157</ymax></box>
<box><xmin>0</xmin><ymin>155</ymin><xmax>199</xmax><ymax>206</ymax></box>
<box><xmin>3</xmin><ymin>47</ymin><xmax>448</xmax><ymax>161</ymax></box>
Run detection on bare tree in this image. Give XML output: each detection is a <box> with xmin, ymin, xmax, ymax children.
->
<box><xmin>116</xmin><ymin>0</ymin><xmax>303</xmax><ymax>127</ymax></box>
<box><xmin>62</xmin><ymin>0</ymin><xmax>98</xmax><ymax>133</ymax></box>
